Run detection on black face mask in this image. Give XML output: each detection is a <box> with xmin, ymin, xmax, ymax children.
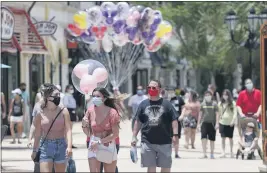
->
<box><xmin>50</xmin><ymin>96</ymin><xmax>60</xmax><ymax>106</ymax></box>
<box><xmin>21</xmin><ymin>88</ymin><xmax>26</xmax><ymax>92</ymax></box>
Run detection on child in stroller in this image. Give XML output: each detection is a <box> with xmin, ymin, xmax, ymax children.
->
<box><xmin>236</xmin><ymin>118</ymin><xmax>263</xmax><ymax>160</ymax></box>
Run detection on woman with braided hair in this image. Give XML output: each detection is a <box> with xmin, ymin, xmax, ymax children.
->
<box><xmin>31</xmin><ymin>83</ymin><xmax>73</xmax><ymax>172</ymax></box>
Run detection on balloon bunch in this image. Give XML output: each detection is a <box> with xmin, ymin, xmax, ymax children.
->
<box><xmin>71</xmin><ymin>60</ymin><xmax>109</xmax><ymax>95</ymax></box>
<box><xmin>66</xmin><ymin>2</ymin><xmax>173</xmax><ymax>52</ymax></box>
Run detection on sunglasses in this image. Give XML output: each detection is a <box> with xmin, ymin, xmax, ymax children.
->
<box><xmin>147</xmin><ymin>86</ymin><xmax>158</xmax><ymax>90</ymax></box>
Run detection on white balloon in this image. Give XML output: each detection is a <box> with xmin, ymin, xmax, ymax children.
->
<box><xmin>102</xmin><ymin>35</ymin><xmax>113</xmax><ymax>52</ymax></box>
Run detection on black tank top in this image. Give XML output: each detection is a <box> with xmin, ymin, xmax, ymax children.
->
<box><xmin>13</xmin><ymin>100</ymin><xmax>23</xmax><ymax>116</ymax></box>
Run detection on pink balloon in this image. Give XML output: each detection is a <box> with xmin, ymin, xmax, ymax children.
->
<box><xmin>132</xmin><ymin>11</ymin><xmax>140</xmax><ymax>19</ymax></box>
<box><xmin>73</xmin><ymin>64</ymin><xmax>89</xmax><ymax>79</ymax></box>
<box><xmin>80</xmin><ymin>74</ymin><xmax>97</xmax><ymax>94</ymax></box>
<box><xmin>92</xmin><ymin>67</ymin><xmax>108</xmax><ymax>83</ymax></box>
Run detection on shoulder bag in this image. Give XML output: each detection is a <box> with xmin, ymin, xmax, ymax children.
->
<box><xmin>33</xmin><ymin>108</ymin><xmax>65</xmax><ymax>163</ymax></box>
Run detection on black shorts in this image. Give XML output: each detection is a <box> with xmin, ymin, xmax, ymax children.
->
<box><xmin>201</xmin><ymin>122</ymin><xmax>216</xmax><ymax>141</ymax></box>
<box><xmin>67</xmin><ymin>108</ymin><xmax>76</xmax><ymax>122</ymax></box>
<box><xmin>178</xmin><ymin>121</ymin><xmax>182</xmax><ymax>139</ymax></box>
<box><xmin>219</xmin><ymin>123</ymin><xmax>234</xmax><ymax>138</ymax></box>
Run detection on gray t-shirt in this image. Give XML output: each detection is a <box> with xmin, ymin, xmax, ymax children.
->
<box><xmin>200</xmin><ymin>101</ymin><xmax>218</xmax><ymax>123</ymax></box>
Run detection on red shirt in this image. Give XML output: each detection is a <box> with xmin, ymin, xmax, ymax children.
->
<box><xmin>236</xmin><ymin>89</ymin><xmax>261</xmax><ymax>121</ymax></box>
<box><xmin>86</xmin><ymin>137</ymin><xmax>120</xmax><ymax>145</ymax></box>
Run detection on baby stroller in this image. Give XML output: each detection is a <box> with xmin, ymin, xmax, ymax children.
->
<box><xmin>236</xmin><ymin>117</ymin><xmax>263</xmax><ymax>160</ymax></box>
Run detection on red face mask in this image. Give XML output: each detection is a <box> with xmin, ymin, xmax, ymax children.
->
<box><xmin>148</xmin><ymin>88</ymin><xmax>159</xmax><ymax>97</ymax></box>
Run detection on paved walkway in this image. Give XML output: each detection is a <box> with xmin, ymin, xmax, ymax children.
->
<box><xmin>1</xmin><ymin>120</ymin><xmax>263</xmax><ymax>172</ymax></box>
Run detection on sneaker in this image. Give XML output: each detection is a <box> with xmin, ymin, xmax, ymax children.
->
<box><xmin>72</xmin><ymin>145</ymin><xmax>77</xmax><ymax>149</ymax></box>
<box><xmin>191</xmin><ymin>145</ymin><xmax>195</xmax><ymax>149</ymax></box>
<box><xmin>175</xmin><ymin>154</ymin><xmax>181</xmax><ymax>158</ymax></box>
<box><xmin>210</xmin><ymin>154</ymin><xmax>215</xmax><ymax>159</ymax></box>
<box><xmin>230</xmin><ymin>152</ymin><xmax>235</xmax><ymax>158</ymax></box>
<box><xmin>21</xmin><ymin>133</ymin><xmax>27</xmax><ymax>139</ymax></box>
<box><xmin>17</xmin><ymin>140</ymin><xmax>22</xmax><ymax>144</ymax></box>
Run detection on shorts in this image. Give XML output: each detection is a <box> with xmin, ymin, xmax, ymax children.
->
<box><xmin>219</xmin><ymin>123</ymin><xmax>234</xmax><ymax>138</ymax></box>
<box><xmin>10</xmin><ymin>115</ymin><xmax>23</xmax><ymax>123</ymax></box>
<box><xmin>39</xmin><ymin>138</ymin><xmax>67</xmax><ymax>163</ymax></box>
<box><xmin>201</xmin><ymin>122</ymin><xmax>216</xmax><ymax>141</ymax></box>
<box><xmin>183</xmin><ymin>115</ymin><xmax>197</xmax><ymax>129</ymax></box>
<box><xmin>67</xmin><ymin>108</ymin><xmax>76</xmax><ymax>122</ymax></box>
<box><xmin>141</xmin><ymin>142</ymin><xmax>172</xmax><ymax>168</ymax></box>
<box><xmin>87</xmin><ymin>136</ymin><xmax>117</xmax><ymax>161</ymax></box>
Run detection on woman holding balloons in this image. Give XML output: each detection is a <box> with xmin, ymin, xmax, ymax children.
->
<box><xmin>82</xmin><ymin>87</ymin><xmax>120</xmax><ymax>172</ymax></box>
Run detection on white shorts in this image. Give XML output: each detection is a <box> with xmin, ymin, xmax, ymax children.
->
<box><xmin>10</xmin><ymin>116</ymin><xmax>23</xmax><ymax>123</ymax></box>
<box><xmin>88</xmin><ymin>136</ymin><xmax>117</xmax><ymax>161</ymax></box>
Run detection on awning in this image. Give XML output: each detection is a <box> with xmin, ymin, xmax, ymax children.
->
<box><xmin>7</xmin><ymin>7</ymin><xmax>48</xmax><ymax>55</ymax></box>
<box><xmin>0</xmin><ymin>64</ymin><xmax>11</xmax><ymax>68</ymax></box>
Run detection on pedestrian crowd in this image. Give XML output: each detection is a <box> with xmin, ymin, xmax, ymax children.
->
<box><xmin>0</xmin><ymin>78</ymin><xmax>263</xmax><ymax>172</ymax></box>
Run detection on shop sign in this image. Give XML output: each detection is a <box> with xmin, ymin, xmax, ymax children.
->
<box><xmin>33</xmin><ymin>16</ymin><xmax>57</xmax><ymax>40</ymax></box>
<box><xmin>1</xmin><ymin>6</ymin><xmax>15</xmax><ymax>42</ymax></box>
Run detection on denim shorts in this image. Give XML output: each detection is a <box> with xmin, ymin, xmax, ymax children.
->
<box><xmin>39</xmin><ymin>138</ymin><xmax>67</xmax><ymax>163</ymax></box>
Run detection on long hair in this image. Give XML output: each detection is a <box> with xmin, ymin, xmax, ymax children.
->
<box><xmin>220</xmin><ymin>89</ymin><xmax>234</xmax><ymax>111</ymax></box>
<box><xmin>189</xmin><ymin>90</ymin><xmax>198</xmax><ymax>102</ymax></box>
<box><xmin>41</xmin><ymin>83</ymin><xmax>58</xmax><ymax>109</ymax></box>
<box><xmin>92</xmin><ymin>87</ymin><xmax>121</xmax><ymax>117</ymax></box>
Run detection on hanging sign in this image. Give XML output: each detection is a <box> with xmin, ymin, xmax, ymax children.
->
<box><xmin>1</xmin><ymin>6</ymin><xmax>15</xmax><ymax>42</ymax></box>
<box><xmin>33</xmin><ymin>16</ymin><xmax>57</xmax><ymax>40</ymax></box>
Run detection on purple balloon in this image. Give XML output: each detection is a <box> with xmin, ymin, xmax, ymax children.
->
<box><xmin>81</xmin><ymin>33</ymin><xmax>95</xmax><ymax>43</ymax></box>
<box><xmin>111</xmin><ymin>11</ymin><xmax>118</xmax><ymax>17</ymax></box>
<box><xmin>153</xmin><ymin>17</ymin><xmax>161</xmax><ymax>25</ymax></box>
<box><xmin>142</xmin><ymin>32</ymin><xmax>148</xmax><ymax>38</ymax></box>
<box><xmin>150</xmin><ymin>24</ymin><xmax>158</xmax><ymax>32</ymax></box>
<box><xmin>113</xmin><ymin>20</ymin><xmax>126</xmax><ymax>34</ymax></box>
<box><xmin>106</xmin><ymin>17</ymin><xmax>114</xmax><ymax>25</ymax></box>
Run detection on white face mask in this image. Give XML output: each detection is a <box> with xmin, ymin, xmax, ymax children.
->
<box><xmin>205</xmin><ymin>96</ymin><xmax>212</xmax><ymax>102</ymax></box>
<box><xmin>223</xmin><ymin>95</ymin><xmax>228</xmax><ymax>101</ymax></box>
<box><xmin>69</xmin><ymin>89</ymin><xmax>74</xmax><ymax>94</ymax></box>
<box><xmin>245</xmin><ymin>83</ymin><xmax>253</xmax><ymax>91</ymax></box>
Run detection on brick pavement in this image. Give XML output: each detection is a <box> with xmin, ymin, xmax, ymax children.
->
<box><xmin>1</xmin><ymin>120</ymin><xmax>263</xmax><ymax>172</ymax></box>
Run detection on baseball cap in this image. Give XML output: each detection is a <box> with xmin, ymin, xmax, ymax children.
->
<box><xmin>12</xmin><ymin>88</ymin><xmax>22</xmax><ymax>95</ymax></box>
<box><xmin>247</xmin><ymin>122</ymin><xmax>255</xmax><ymax>128</ymax></box>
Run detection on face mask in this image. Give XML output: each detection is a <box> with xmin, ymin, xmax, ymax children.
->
<box><xmin>69</xmin><ymin>89</ymin><xmax>74</xmax><ymax>94</ymax></box>
<box><xmin>21</xmin><ymin>88</ymin><xmax>26</xmax><ymax>92</ymax></box>
<box><xmin>223</xmin><ymin>95</ymin><xmax>228</xmax><ymax>101</ymax></box>
<box><xmin>148</xmin><ymin>88</ymin><xmax>159</xmax><ymax>97</ymax></box>
<box><xmin>246</xmin><ymin>83</ymin><xmax>253</xmax><ymax>91</ymax></box>
<box><xmin>50</xmin><ymin>96</ymin><xmax>60</xmax><ymax>106</ymax></box>
<box><xmin>205</xmin><ymin>96</ymin><xmax>212</xmax><ymax>102</ymax></box>
<box><xmin>137</xmin><ymin>90</ymin><xmax>143</xmax><ymax>96</ymax></box>
<box><xmin>92</xmin><ymin>97</ymin><xmax>103</xmax><ymax>107</ymax></box>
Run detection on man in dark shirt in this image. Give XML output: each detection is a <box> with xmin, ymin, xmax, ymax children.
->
<box><xmin>170</xmin><ymin>89</ymin><xmax>185</xmax><ymax>158</ymax></box>
<box><xmin>131</xmin><ymin>80</ymin><xmax>178</xmax><ymax>173</ymax></box>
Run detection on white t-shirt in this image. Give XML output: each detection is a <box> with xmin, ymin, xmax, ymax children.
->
<box><xmin>128</xmin><ymin>94</ymin><xmax>148</xmax><ymax>117</ymax></box>
<box><xmin>32</xmin><ymin>101</ymin><xmax>42</xmax><ymax>117</ymax></box>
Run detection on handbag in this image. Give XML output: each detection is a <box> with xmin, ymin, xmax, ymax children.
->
<box><xmin>96</xmin><ymin>142</ymin><xmax>116</xmax><ymax>164</ymax></box>
<box><xmin>33</xmin><ymin>108</ymin><xmax>65</xmax><ymax>163</ymax></box>
<box><xmin>66</xmin><ymin>157</ymin><xmax>76</xmax><ymax>173</ymax></box>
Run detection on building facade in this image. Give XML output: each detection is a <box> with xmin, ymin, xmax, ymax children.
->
<box><xmin>1</xmin><ymin>2</ymin><xmax>81</xmax><ymax>106</ymax></box>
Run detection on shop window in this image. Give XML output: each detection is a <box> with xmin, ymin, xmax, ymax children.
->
<box><xmin>29</xmin><ymin>55</ymin><xmax>44</xmax><ymax>106</ymax></box>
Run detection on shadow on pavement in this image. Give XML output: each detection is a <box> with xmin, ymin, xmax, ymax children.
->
<box><xmin>2</xmin><ymin>146</ymin><xmax>30</xmax><ymax>150</ymax></box>
<box><xmin>2</xmin><ymin>165</ymin><xmax>32</xmax><ymax>172</ymax></box>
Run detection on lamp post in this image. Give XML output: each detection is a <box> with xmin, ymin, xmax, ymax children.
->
<box><xmin>225</xmin><ymin>7</ymin><xmax>267</xmax><ymax>79</ymax></box>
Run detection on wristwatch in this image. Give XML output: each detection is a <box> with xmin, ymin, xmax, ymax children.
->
<box><xmin>173</xmin><ymin>134</ymin><xmax>179</xmax><ymax>137</ymax></box>
<box><xmin>33</xmin><ymin>148</ymin><xmax>38</xmax><ymax>152</ymax></box>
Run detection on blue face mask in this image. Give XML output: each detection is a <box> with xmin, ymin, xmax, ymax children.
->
<box><xmin>137</xmin><ymin>90</ymin><xmax>143</xmax><ymax>96</ymax></box>
<box><xmin>92</xmin><ymin>97</ymin><xmax>103</xmax><ymax>107</ymax></box>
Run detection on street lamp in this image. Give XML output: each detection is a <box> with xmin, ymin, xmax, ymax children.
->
<box><xmin>225</xmin><ymin>7</ymin><xmax>267</xmax><ymax>79</ymax></box>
